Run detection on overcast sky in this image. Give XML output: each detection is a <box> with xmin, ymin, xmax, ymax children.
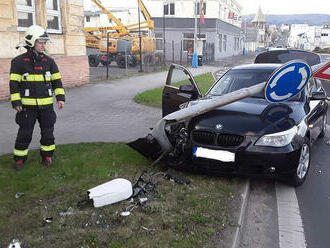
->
<box><xmin>238</xmin><ymin>0</ymin><xmax>330</xmax><ymax>15</ymax></box>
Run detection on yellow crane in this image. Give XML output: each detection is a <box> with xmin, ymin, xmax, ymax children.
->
<box><xmin>85</xmin><ymin>0</ymin><xmax>162</xmax><ymax>68</ymax></box>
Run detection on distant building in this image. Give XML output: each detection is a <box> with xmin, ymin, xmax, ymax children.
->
<box><xmin>242</xmin><ymin>6</ymin><xmax>270</xmax><ymax>52</ymax></box>
<box><xmin>146</xmin><ymin>0</ymin><xmax>243</xmax><ymax>61</ymax></box>
<box><xmin>288</xmin><ymin>23</ymin><xmax>330</xmax><ymax>50</ymax></box>
<box><xmin>251</xmin><ymin>6</ymin><xmax>268</xmax><ymax>47</ymax></box>
<box><xmin>320</xmin><ymin>22</ymin><xmax>330</xmax><ymax>48</ymax></box>
<box><xmin>280</xmin><ymin>24</ymin><xmax>290</xmax><ymax>32</ymax></box>
<box><xmin>84</xmin><ymin>0</ymin><xmax>244</xmax><ymax>62</ymax></box>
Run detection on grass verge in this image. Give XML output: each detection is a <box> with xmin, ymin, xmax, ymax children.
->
<box><xmin>0</xmin><ymin>143</ymin><xmax>239</xmax><ymax>248</ymax></box>
<box><xmin>134</xmin><ymin>73</ymin><xmax>214</xmax><ymax>108</ymax></box>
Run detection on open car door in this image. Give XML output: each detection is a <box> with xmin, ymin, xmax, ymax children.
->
<box><xmin>162</xmin><ymin>64</ymin><xmax>202</xmax><ymax>117</ymax></box>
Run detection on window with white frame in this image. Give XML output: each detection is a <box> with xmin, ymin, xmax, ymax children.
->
<box><xmin>164</xmin><ymin>3</ymin><xmax>175</xmax><ymax>15</ymax></box>
<box><xmin>155</xmin><ymin>32</ymin><xmax>164</xmax><ymax>50</ymax></box>
<box><xmin>46</xmin><ymin>0</ymin><xmax>62</xmax><ymax>33</ymax></box>
<box><xmin>16</xmin><ymin>0</ymin><xmax>35</xmax><ymax>31</ymax></box>
<box><xmin>182</xmin><ymin>33</ymin><xmax>194</xmax><ymax>52</ymax></box>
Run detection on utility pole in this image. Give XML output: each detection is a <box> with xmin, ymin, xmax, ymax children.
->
<box><xmin>106</xmin><ymin>31</ymin><xmax>109</xmax><ymax>79</ymax></box>
<box><xmin>243</xmin><ymin>15</ymin><xmax>247</xmax><ymax>56</ymax></box>
<box><xmin>192</xmin><ymin>0</ymin><xmax>198</xmax><ymax>68</ymax></box>
<box><xmin>138</xmin><ymin>2</ymin><xmax>143</xmax><ymax>72</ymax></box>
<box><xmin>163</xmin><ymin>0</ymin><xmax>166</xmax><ymax>66</ymax></box>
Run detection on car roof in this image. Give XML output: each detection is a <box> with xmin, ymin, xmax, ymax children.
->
<box><xmin>254</xmin><ymin>49</ymin><xmax>321</xmax><ymax>66</ymax></box>
<box><xmin>231</xmin><ymin>63</ymin><xmax>281</xmax><ymax>70</ymax></box>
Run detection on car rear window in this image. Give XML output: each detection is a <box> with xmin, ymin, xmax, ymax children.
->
<box><xmin>208</xmin><ymin>68</ymin><xmax>303</xmax><ymax>101</ymax></box>
<box><xmin>208</xmin><ymin>69</ymin><xmax>273</xmax><ymax>97</ymax></box>
<box><xmin>254</xmin><ymin>50</ymin><xmax>321</xmax><ymax>66</ymax></box>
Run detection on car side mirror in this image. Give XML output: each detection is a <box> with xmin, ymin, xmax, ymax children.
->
<box><xmin>311</xmin><ymin>91</ymin><xmax>327</xmax><ymax>100</ymax></box>
<box><xmin>179</xmin><ymin>84</ymin><xmax>198</xmax><ymax>95</ymax></box>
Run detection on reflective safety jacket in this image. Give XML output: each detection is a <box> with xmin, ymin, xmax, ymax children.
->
<box><xmin>9</xmin><ymin>51</ymin><xmax>65</xmax><ymax>108</ymax></box>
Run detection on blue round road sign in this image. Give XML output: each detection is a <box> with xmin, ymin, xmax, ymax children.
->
<box><xmin>265</xmin><ymin>60</ymin><xmax>311</xmax><ymax>103</ymax></box>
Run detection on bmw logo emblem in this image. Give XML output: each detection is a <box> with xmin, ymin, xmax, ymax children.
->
<box><xmin>215</xmin><ymin>124</ymin><xmax>223</xmax><ymax>130</ymax></box>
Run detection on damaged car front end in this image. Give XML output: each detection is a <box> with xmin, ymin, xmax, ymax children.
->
<box><xmin>129</xmin><ymin>63</ymin><xmax>328</xmax><ymax>186</ymax></box>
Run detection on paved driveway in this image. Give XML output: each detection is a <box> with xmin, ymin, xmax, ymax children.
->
<box><xmin>0</xmin><ymin>66</ymin><xmax>220</xmax><ymax>156</ymax></box>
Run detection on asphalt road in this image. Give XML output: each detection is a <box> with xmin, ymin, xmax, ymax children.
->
<box><xmin>297</xmin><ymin>129</ymin><xmax>330</xmax><ymax>248</ymax></box>
<box><xmin>296</xmin><ymin>54</ymin><xmax>330</xmax><ymax>248</ymax></box>
<box><xmin>239</xmin><ymin>54</ymin><xmax>330</xmax><ymax>248</ymax></box>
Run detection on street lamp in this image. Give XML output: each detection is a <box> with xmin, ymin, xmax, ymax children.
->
<box><xmin>163</xmin><ymin>0</ymin><xmax>166</xmax><ymax>66</ymax></box>
<box><xmin>192</xmin><ymin>0</ymin><xmax>198</xmax><ymax>68</ymax></box>
<box><xmin>138</xmin><ymin>1</ymin><xmax>143</xmax><ymax>72</ymax></box>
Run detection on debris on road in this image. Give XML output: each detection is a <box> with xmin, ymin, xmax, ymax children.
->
<box><xmin>59</xmin><ymin>207</ymin><xmax>74</xmax><ymax>217</ymax></box>
<box><xmin>15</xmin><ymin>193</ymin><xmax>25</xmax><ymax>199</ymax></box>
<box><xmin>165</xmin><ymin>171</ymin><xmax>191</xmax><ymax>185</ymax></box>
<box><xmin>8</xmin><ymin>239</ymin><xmax>21</xmax><ymax>248</ymax></box>
<box><xmin>42</xmin><ymin>217</ymin><xmax>53</xmax><ymax>226</ymax></box>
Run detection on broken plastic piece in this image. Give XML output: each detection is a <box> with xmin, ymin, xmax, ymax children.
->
<box><xmin>42</xmin><ymin>217</ymin><xmax>53</xmax><ymax>226</ymax></box>
<box><xmin>59</xmin><ymin>207</ymin><xmax>74</xmax><ymax>216</ymax></box>
<box><xmin>15</xmin><ymin>193</ymin><xmax>25</xmax><ymax>199</ymax></box>
<box><xmin>139</xmin><ymin>197</ymin><xmax>148</xmax><ymax>204</ymax></box>
<box><xmin>165</xmin><ymin>172</ymin><xmax>191</xmax><ymax>184</ymax></box>
<box><xmin>8</xmin><ymin>239</ymin><xmax>21</xmax><ymax>248</ymax></box>
<box><xmin>88</xmin><ymin>178</ymin><xmax>133</xmax><ymax>208</ymax></box>
<box><xmin>120</xmin><ymin>211</ymin><xmax>131</xmax><ymax>217</ymax></box>
<box><xmin>327</xmin><ymin>140</ymin><xmax>330</xmax><ymax>146</ymax></box>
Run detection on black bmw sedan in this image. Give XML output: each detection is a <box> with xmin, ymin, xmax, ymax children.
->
<box><xmin>159</xmin><ymin>63</ymin><xmax>328</xmax><ymax>186</ymax></box>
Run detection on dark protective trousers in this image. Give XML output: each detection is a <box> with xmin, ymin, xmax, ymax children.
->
<box><xmin>14</xmin><ymin>106</ymin><xmax>56</xmax><ymax>161</ymax></box>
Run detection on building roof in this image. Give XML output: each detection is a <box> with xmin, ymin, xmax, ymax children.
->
<box><xmin>252</xmin><ymin>6</ymin><xmax>266</xmax><ymax>23</ymax></box>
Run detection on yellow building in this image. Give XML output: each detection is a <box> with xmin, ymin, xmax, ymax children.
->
<box><xmin>0</xmin><ymin>0</ymin><xmax>89</xmax><ymax>100</ymax></box>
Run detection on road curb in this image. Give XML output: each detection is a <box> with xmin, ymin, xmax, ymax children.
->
<box><xmin>231</xmin><ymin>179</ymin><xmax>250</xmax><ymax>248</ymax></box>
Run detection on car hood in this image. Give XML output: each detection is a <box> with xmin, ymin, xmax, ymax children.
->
<box><xmin>189</xmin><ymin>97</ymin><xmax>304</xmax><ymax>136</ymax></box>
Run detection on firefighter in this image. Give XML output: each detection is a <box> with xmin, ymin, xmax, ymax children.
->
<box><xmin>9</xmin><ymin>25</ymin><xmax>65</xmax><ymax>169</ymax></box>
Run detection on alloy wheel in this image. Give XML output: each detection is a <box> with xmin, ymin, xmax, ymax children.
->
<box><xmin>322</xmin><ymin>115</ymin><xmax>327</xmax><ymax>134</ymax></box>
<box><xmin>296</xmin><ymin>143</ymin><xmax>310</xmax><ymax>180</ymax></box>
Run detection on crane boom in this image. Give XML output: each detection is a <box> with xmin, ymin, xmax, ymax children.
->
<box><xmin>90</xmin><ymin>0</ymin><xmax>130</xmax><ymax>36</ymax></box>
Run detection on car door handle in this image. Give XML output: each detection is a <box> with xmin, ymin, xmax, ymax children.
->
<box><xmin>164</xmin><ymin>93</ymin><xmax>170</xmax><ymax>98</ymax></box>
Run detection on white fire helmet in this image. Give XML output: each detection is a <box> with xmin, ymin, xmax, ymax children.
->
<box><xmin>24</xmin><ymin>25</ymin><xmax>50</xmax><ymax>48</ymax></box>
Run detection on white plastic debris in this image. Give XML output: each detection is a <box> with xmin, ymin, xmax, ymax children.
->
<box><xmin>8</xmin><ymin>239</ymin><xmax>21</xmax><ymax>248</ymax></box>
<box><xmin>139</xmin><ymin>197</ymin><xmax>148</xmax><ymax>204</ymax></box>
<box><xmin>120</xmin><ymin>211</ymin><xmax>131</xmax><ymax>217</ymax></box>
<box><xmin>15</xmin><ymin>193</ymin><xmax>24</xmax><ymax>199</ymax></box>
<box><xmin>88</xmin><ymin>178</ymin><xmax>133</xmax><ymax>208</ymax></box>
<box><xmin>327</xmin><ymin>141</ymin><xmax>330</xmax><ymax>146</ymax></box>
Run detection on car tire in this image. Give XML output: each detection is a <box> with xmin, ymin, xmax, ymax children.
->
<box><xmin>116</xmin><ymin>56</ymin><xmax>127</xmax><ymax>68</ymax></box>
<box><xmin>88</xmin><ymin>55</ymin><xmax>100</xmax><ymax>67</ymax></box>
<box><xmin>129</xmin><ymin>55</ymin><xmax>138</xmax><ymax>67</ymax></box>
<box><xmin>289</xmin><ymin>137</ymin><xmax>311</xmax><ymax>187</ymax></box>
<box><xmin>319</xmin><ymin>114</ymin><xmax>327</xmax><ymax>138</ymax></box>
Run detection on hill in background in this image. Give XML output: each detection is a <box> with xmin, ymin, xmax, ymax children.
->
<box><xmin>243</xmin><ymin>14</ymin><xmax>330</xmax><ymax>26</ymax></box>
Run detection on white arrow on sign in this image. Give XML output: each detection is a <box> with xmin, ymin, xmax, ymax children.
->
<box><xmin>270</xmin><ymin>66</ymin><xmax>295</xmax><ymax>88</ymax></box>
<box><xmin>298</xmin><ymin>67</ymin><xmax>308</xmax><ymax>89</ymax></box>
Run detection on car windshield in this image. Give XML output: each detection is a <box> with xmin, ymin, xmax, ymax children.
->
<box><xmin>208</xmin><ymin>69</ymin><xmax>274</xmax><ymax>98</ymax></box>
